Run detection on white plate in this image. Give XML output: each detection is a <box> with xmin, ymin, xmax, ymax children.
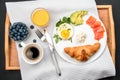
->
<box><xmin>53</xmin><ymin>12</ymin><xmax>107</xmax><ymax>65</ymax></box>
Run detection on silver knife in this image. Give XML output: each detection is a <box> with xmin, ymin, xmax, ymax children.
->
<box><xmin>44</xmin><ymin>29</ymin><xmax>61</xmax><ymax>76</ymax></box>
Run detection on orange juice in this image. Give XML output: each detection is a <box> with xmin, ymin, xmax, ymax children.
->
<box><xmin>31</xmin><ymin>8</ymin><xmax>50</xmax><ymax>27</ymax></box>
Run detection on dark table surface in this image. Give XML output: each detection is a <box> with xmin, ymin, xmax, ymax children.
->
<box><xmin>0</xmin><ymin>0</ymin><xmax>120</xmax><ymax>80</ymax></box>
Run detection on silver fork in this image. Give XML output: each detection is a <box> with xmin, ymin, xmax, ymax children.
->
<box><xmin>35</xmin><ymin>28</ymin><xmax>46</xmax><ymax>42</ymax></box>
<box><xmin>34</xmin><ymin>28</ymin><xmax>61</xmax><ymax>76</ymax></box>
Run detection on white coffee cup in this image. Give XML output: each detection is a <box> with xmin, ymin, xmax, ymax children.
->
<box><xmin>21</xmin><ymin>42</ymin><xmax>43</xmax><ymax>64</ymax></box>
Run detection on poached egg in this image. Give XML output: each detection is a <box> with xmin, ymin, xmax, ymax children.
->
<box><xmin>57</xmin><ymin>23</ymin><xmax>73</xmax><ymax>39</ymax></box>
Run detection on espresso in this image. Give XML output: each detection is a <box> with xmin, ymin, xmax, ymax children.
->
<box><xmin>26</xmin><ymin>47</ymin><xmax>40</xmax><ymax>60</ymax></box>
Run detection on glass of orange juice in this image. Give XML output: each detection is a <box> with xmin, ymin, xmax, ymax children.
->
<box><xmin>31</xmin><ymin>8</ymin><xmax>50</xmax><ymax>28</ymax></box>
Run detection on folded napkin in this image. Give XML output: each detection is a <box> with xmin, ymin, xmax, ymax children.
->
<box><xmin>6</xmin><ymin>0</ymin><xmax>115</xmax><ymax>80</ymax></box>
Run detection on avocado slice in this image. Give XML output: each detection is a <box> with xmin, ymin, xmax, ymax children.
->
<box><xmin>75</xmin><ymin>16</ymin><xmax>83</xmax><ymax>25</ymax></box>
<box><xmin>70</xmin><ymin>11</ymin><xmax>79</xmax><ymax>24</ymax></box>
<box><xmin>70</xmin><ymin>11</ymin><xmax>88</xmax><ymax>26</ymax></box>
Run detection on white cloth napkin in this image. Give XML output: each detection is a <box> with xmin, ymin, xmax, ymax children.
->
<box><xmin>6</xmin><ymin>0</ymin><xmax>115</xmax><ymax>80</ymax></box>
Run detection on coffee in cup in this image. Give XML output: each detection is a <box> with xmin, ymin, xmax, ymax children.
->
<box><xmin>22</xmin><ymin>43</ymin><xmax>43</xmax><ymax>64</ymax></box>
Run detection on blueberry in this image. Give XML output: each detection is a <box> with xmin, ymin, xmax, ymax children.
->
<box><xmin>17</xmin><ymin>25</ymin><xmax>20</xmax><ymax>29</ymax></box>
<box><xmin>20</xmin><ymin>33</ymin><xmax>24</xmax><ymax>36</ymax></box>
<box><xmin>16</xmin><ymin>38</ymin><xmax>19</xmax><ymax>41</ymax></box>
<box><xmin>13</xmin><ymin>29</ymin><xmax>17</xmax><ymax>33</ymax></box>
<box><xmin>33</xmin><ymin>39</ymin><xmax>37</xmax><ymax>43</ymax></box>
<box><xmin>15</xmin><ymin>27</ymin><xmax>19</xmax><ymax>31</ymax></box>
<box><xmin>30</xmin><ymin>25</ymin><xmax>34</xmax><ymax>29</ymax></box>
<box><xmin>14</xmin><ymin>34</ymin><xmax>17</xmax><ymax>37</ymax></box>
<box><xmin>9</xmin><ymin>22</ymin><xmax>29</xmax><ymax>41</ymax></box>
<box><xmin>12</xmin><ymin>29</ymin><xmax>15</xmax><ymax>32</ymax></box>
<box><xmin>23</xmin><ymin>29</ymin><xmax>26</xmax><ymax>32</ymax></box>
<box><xmin>18</xmin><ymin>44</ymin><xmax>22</xmax><ymax>47</ymax></box>
<box><xmin>25</xmin><ymin>31</ymin><xmax>28</xmax><ymax>35</ymax></box>
<box><xmin>13</xmin><ymin>23</ymin><xmax>17</xmax><ymax>26</ymax></box>
<box><xmin>19</xmin><ymin>38</ymin><xmax>22</xmax><ymax>41</ymax></box>
<box><xmin>13</xmin><ymin>37</ymin><xmax>17</xmax><ymax>41</ymax></box>
<box><xmin>17</xmin><ymin>32</ymin><xmax>20</xmax><ymax>35</ymax></box>
<box><xmin>19</xmin><ymin>29</ymin><xmax>22</xmax><ymax>32</ymax></box>
<box><xmin>23</xmin><ymin>26</ymin><xmax>27</xmax><ymax>29</ymax></box>
<box><xmin>10</xmin><ymin>32</ymin><xmax>14</xmax><ymax>35</ymax></box>
<box><xmin>12</xmin><ymin>25</ymin><xmax>16</xmax><ymax>29</ymax></box>
<box><xmin>20</xmin><ymin>26</ymin><xmax>24</xmax><ymax>29</ymax></box>
<box><xmin>21</xmin><ymin>38</ymin><xmax>24</xmax><ymax>41</ymax></box>
<box><xmin>17</xmin><ymin>36</ymin><xmax>20</xmax><ymax>39</ymax></box>
<box><xmin>23</xmin><ymin>35</ymin><xmax>26</xmax><ymax>38</ymax></box>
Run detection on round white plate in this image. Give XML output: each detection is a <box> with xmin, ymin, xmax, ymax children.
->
<box><xmin>53</xmin><ymin>12</ymin><xmax>107</xmax><ymax>65</ymax></box>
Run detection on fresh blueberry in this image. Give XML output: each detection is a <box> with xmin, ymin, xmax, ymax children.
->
<box><xmin>9</xmin><ymin>22</ymin><xmax>29</xmax><ymax>41</ymax></box>
<box><xmin>21</xmin><ymin>38</ymin><xmax>24</xmax><ymax>41</ymax></box>
<box><xmin>23</xmin><ymin>26</ymin><xmax>27</xmax><ymax>29</ymax></box>
<box><xmin>18</xmin><ymin>44</ymin><xmax>22</xmax><ymax>47</ymax></box>
<box><xmin>25</xmin><ymin>31</ymin><xmax>28</xmax><ymax>34</ymax></box>
<box><xmin>13</xmin><ymin>37</ymin><xmax>17</xmax><ymax>41</ymax></box>
<box><xmin>10</xmin><ymin>32</ymin><xmax>14</xmax><ymax>35</ymax></box>
<box><xmin>21</xmin><ymin>33</ymin><xmax>24</xmax><ymax>36</ymax></box>
<box><xmin>13</xmin><ymin>23</ymin><xmax>17</xmax><ymax>26</ymax></box>
<box><xmin>23</xmin><ymin>29</ymin><xmax>26</xmax><ymax>32</ymax></box>
<box><xmin>19</xmin><ymin>29</ymin><xmax>22</xmax><ymax>32</ymax></box>
<box><xmin>20</xmin><ymin>26</ymin><xmax>24</xmax><ymax>29</ymax></box>
<box><xmin>33</xmin><ymin>39</ymin><xmax>37</xmax><ymax>43</ymax></box>
<box><xmin>14</xmin><ymin>34</ymin><xmax>18</xmax><ymax>37</ymax></box>
<box><xmin>12</xmin><ymin>29</ymin><xmax>16</xmax><ymax>32</ymax></box>
<box><xmin>30</xmin><ymin>25</ymin><xmax>34</xmax><ymax>29</ymax></box>
<box><xmin>23</xmin><ymin>35</ymin><xmax>26</xmax><ymax>38</ymax></box>
<box><xmin>17</xmin><ymin>32</ymin><xmax>20</xmax><ymax>35</ymax></box>
<box><xmin>12</xmin><ymin>25</ymin><xmax>16</xmax><ymax>28</ymax></box>
<box><xmin>17</xmin><ymin>25</ymin><xmax>20</xmax><ymax>29</ymax></box>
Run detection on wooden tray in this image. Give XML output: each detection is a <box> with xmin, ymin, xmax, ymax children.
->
<box><xmin>4</xmin><ymin>5</ymin><xmax>115</xmax><ymax>70</ymax></box>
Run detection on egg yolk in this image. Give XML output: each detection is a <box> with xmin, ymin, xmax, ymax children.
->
<box><xmin>60</xmin><ymin>29</ymin><xmax>70</xmax><ymax>39</ymax></box>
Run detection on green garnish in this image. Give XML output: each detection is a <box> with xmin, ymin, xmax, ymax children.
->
<box><xmin>53</xmin><ymin>34</ymin><xmax>62</xmax><ymax>44</ymax></box>
<box><xmin>62</xmin><ymin>17</ymin><xmax>71</xmax><ymax>24</ymax></box>
<box><xmin>56</xmin><ymin>19</ymin><xmax>64</xmax><ymax>27</ymax></box>
<box><xmin>69</xmin><ymin>37</ymin><xmax>72</xmax><ymax>43</ymax></box>
<box><xmin>67</xmin><ymin>28</ymin><xmax>71</xmax><ymax>31</ymax></box>
<box><xmin>56</xmin><ymin>17</ymin><xmax>71</xmax><ymax>27</ymax></box>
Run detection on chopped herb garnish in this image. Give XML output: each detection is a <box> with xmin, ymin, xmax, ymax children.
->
<box><xmin>69</xmin><ymin>37</ymin><xmax>72</xmax><ymax>43</ymax></box>
<box><xmin>56</xmin><ymin>20</ymin><xmax>64</xmax><ymax>27</ymax></box>
<box><xmin>56</xmin><ymin>17</ymin><xmax>71</xmax><ymax>27</ymax></box>
<box><xmin>62</xmin><ymin>17</ymin><xmax>71</xmax><ymax>23</ymax></box>
<box><xmin>53</xmin><ymin>34</ymin><xmax>62</xmax><ymax>44</ymax></box>
<box><xmin>67</xmin><ymin>28</ymin><xmax>71</xmax><ymax>31</ymax></box>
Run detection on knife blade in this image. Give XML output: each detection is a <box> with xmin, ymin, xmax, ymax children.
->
<box><xmin>44</xmin><ymin>29</ymin><xmax>61</xmax><ymax>76</ymax></box>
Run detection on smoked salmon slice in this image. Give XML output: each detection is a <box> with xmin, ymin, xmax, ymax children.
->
<box><xmin>94</xmin><ymin>32</ymin><xmax>104</xmax><ymax>40</ymax></box>
<box><xmin>86</xmin><ymin>16</ymin><xmax>96</xmax><ymax>26</ymax></box>
<box><xmin>91</xmin><ymin>21</ymin><xmax>101</xmax><ymax>28</ymax></box>
<box><xmin>86</xmin><ymin>16</ymin><xmax>105</xmax><ymax>40</ymax></box>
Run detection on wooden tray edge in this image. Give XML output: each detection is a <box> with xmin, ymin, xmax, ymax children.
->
<box><xmin>98</xmin><ymin>5</ymin><xmax>116</xmax><ymax>64</ymax></box>
<box><xmin>4</xmin><ymin>5</ymin><xmax>115</xmax><ymax>70</ymax></box>
<box><xmin>108</xmin><ymin>5</ymin><xmax>116</xmax><ymax>64</ymax></box>
<box><xmin>5</xmin><ymin>14</ymin><xmax>20</xmax><ymax>70</ymax></box>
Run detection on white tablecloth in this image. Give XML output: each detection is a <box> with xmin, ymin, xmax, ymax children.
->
<box><xmin>6</xmin><ymin>0</ymin><xmax>115</xmax><ymax>80</ymax></box>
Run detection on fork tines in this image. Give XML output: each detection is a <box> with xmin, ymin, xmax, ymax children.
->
<box><xmin>35</xmin><ymin>29</ymin><xmax>43</xmax><ymax>39</ymax></box>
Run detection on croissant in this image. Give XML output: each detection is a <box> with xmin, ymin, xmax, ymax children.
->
<box><xmin>64</xmin><ymin>43</ymin><xmax>100</xmax><ymax>62</ymax></box>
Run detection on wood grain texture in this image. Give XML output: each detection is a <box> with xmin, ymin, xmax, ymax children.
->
<box><xmin>5</xmin><ymin>14</ymin><xmax>20</xmax><ymax>70</ymax></box>
<box><xmin>97</xmin><ymin>5</ymin><xmax>115</xmax><ymax>64</ymax></box>
<box><xmin>4</xmin><ymin>5</ymin><xmax>115</xmax><ymax>70</ymax></box>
